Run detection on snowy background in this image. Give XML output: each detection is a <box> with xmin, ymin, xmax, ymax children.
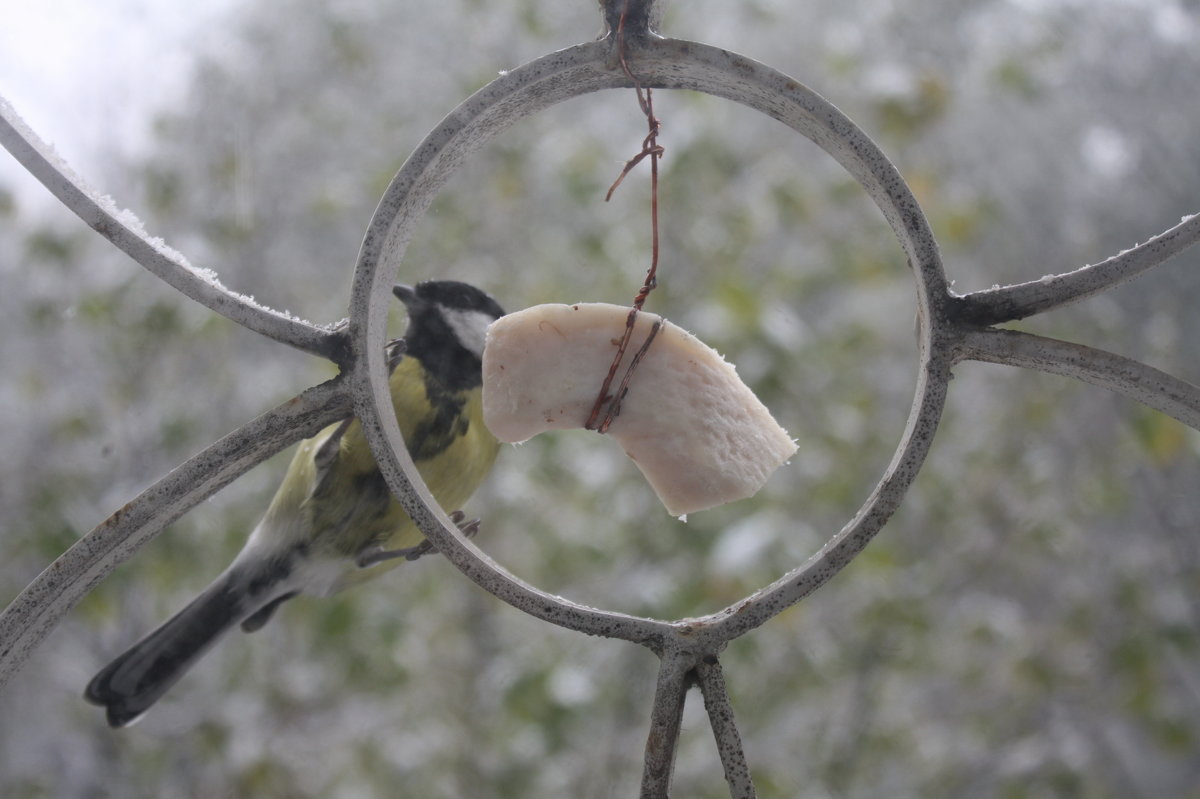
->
<box><xmin>2</xmin><ymin>1</ymin><xmax>1199</xmax><ymax>797</ymax></box>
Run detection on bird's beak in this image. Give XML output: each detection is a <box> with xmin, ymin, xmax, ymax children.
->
<box><xmin>392</xmin><ymin>284</ymin><xmax>418</xmax><ymax>309</ymax></box>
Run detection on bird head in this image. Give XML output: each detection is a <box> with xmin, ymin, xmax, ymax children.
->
<box><xmin>393</xmin><ymin>280</ymin><xmax>506</xmax><ymax>388</ymax></box>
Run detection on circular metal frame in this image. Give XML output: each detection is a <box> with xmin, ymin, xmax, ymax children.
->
<box><xmin>347</xmin><ymin>34</ymin><xmax>951</xmax><ymax>639</ymax></box>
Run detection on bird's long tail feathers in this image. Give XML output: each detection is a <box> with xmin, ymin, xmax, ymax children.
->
<box><xmin>84</xmin><ymin>564</ymin><xmax>295</xmax><ymax>728</ymax></box>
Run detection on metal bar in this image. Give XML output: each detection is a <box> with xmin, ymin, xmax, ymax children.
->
<box><xmin>0</xmin><ymin>379</ymin><xmax>352</xmax><ymax>689</ymax></box>
<box><xmin>697</xmin><ymin>658</ymin><xmax>757</xmax><ymax>799</ymax></box>
<box><xmin>0</xmin><ymin>97</ymin><xmax>348</xmax><ymax>362</ymax></box>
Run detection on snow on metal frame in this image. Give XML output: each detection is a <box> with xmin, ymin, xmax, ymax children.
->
<box><xmin>0</xmin><ymin>98</ymin><xmax>347</xmax><ymax>362</ymax></box>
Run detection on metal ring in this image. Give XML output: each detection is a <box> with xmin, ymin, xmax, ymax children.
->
<box><xmin>347</xmin><ymin>33</ymin><xmax>950</xmax><ymax>636</ymax></box>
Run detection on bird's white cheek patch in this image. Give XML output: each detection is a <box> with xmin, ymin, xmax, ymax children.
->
<box><xmin>481</xmin><ymin>302</ymin><xmax>797</xmax><ymax>517</ymax></box>
<box><xmin>442</xmin><ymin>308</ymin><xmax>494</xmax><ymax>358</ymax></box>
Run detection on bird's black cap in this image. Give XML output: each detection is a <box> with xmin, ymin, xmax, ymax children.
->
<box><xmin>393</xmin><ymin>280</ymin><xmax>505</xmax><ymax>319</ymax></box>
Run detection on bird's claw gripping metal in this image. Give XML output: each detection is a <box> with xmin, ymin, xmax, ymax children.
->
<box><xmin>355</xmin><ymin>510</ymin><xmax>481</xmax><ymax>568</ymax></box>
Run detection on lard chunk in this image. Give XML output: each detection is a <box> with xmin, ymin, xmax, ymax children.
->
<box><xmin>482</xmin><ymin>302</ymin><xmax>796</xmax><ymax>516</ymax></box>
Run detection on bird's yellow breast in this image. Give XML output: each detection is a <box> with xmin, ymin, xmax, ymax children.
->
<box><xmin>259</xmin><ymin>356</ymin><xmax>499</xmax><ymax>585</ymax></box>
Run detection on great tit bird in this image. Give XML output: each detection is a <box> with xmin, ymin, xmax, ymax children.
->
<box><xmin>85</xmin><ymin>280</ymin><xmax>506</xmax><ymax>728</ymax></box>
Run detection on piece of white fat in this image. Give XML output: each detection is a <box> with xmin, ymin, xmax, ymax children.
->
<box><xmin>482</xmin><ymin>302</ymin><xmax>798</xmax><ymax>517</ymax></box>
